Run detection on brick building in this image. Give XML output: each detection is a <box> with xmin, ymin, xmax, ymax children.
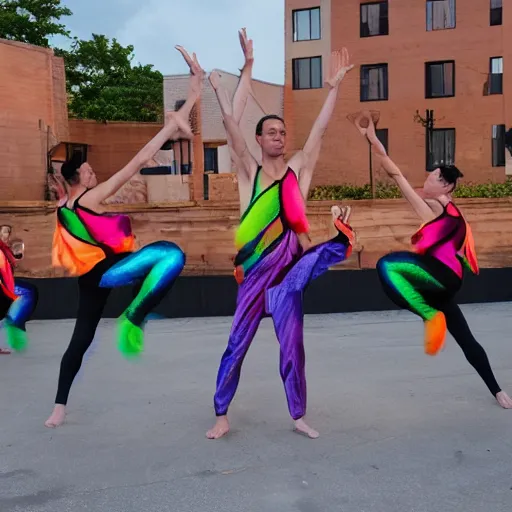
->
<box><xmin>164</xmin><ymin>71</ymin><xmax>283</xmax><ymax>173</ymax></box>
<box><xmin>285</xmin><ymin>0</ymin><xmax>511</xmax><ymax>188</ymax></box>
<box><xmin>0</xmin><ymin>39</ymin><xmax>69</xmax><ymax>200</ymax></box>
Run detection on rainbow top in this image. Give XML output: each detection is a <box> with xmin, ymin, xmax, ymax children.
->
<box><xmin>411</xmin><ymin>202</ymin><xmax>478</xmax><ymax>278</ymax></box>
<box><xmin>234</xmin><ymin>166</ymin><xmax>309</xmax><ymax>278</ymax></box>
<box><xmin>0</xmin><ymin>241</ymin><xmax>17</xmax><ymax>301</ymax></box>
<box><xmin>52</xmin><ymin>191</ymin><xmax>136</xmax><ymax>276</ymax></box>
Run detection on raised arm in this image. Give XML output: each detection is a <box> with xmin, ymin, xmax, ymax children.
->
<box><xmin>232</xmin><ymin>28</ymin><xmax>254</xmax><ymax>124</ymax></box>
<box><xmin>288</xmin><ymin>48</ymin><xmax>354</xmax><ymax>199</ymax></box>
<box><xmin>354</xmin><ymin>112</ymin><xmax>436</xmax><ymax>223</ymax></box>
<box><xmin>209</xmin><ymin>70</ymin><xmax>258</xmax><ymax>181</ymax></box>
<box><xmin>81</xmin><ymin>47</ymin><xmax>203</xmax><ymax>208</ymax></box>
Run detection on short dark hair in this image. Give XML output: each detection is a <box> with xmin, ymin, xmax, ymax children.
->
<box><xmin>255</xmin><ymin>115</ymin><xmax>285</xmax><ymax>136</ymax></box>
<box><xmin>438</xmin><ymin>164</ymin><xmax>463</xmax><ymax>185</ymax></box>
<box><xmin>60</xmin><ymin>159</ymin><xmax>81</xmax><ymax>184</ymax></box>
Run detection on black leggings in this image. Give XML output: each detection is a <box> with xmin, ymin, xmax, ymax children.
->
<box><xmin>54</xmin><ymin>241</ymin><xmax>185</xmax><ymax>405</ymax></box>
<box><xmin>377</xmin><ymin>251</ymin><xmax>501</xmax><ymax>397</ymax></box>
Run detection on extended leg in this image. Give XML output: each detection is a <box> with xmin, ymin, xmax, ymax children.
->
<box><xmin>207</xmin><ymin>281</ymin><xmax>266</xmax><ymax>439</ymax></box>
<box><xmin>5</xmin><ymin>280</ymin><xmax>38</xmax><ymax>351</ymax></box>
<box><xmin>99</xmin><ymin>241</ymin><xmax>185</xmax><ymax>356</ymax></box>
<box><xmin>443</xmin><ymin>301</ymin><xmax>512</xmax><ymax>408</ymax></box>
<box><xmin>45</xmin><ymin>282</ymin><xmax>110</xmax><ymax>428</ymax></box>
<box><xmin>377</xmin><ymin>251</ymin><xmax>451</xmax><ymax>356</ymax></box>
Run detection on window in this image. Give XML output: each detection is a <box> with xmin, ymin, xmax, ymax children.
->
<box><xmin>376</xmin><ymin>129</ymin><xmax>389</xmax><ymax>154</ymax></box>
<box><xmin>490</xmin><ymin>0</ymin><xmax>502</xmax><ymax>26</ymax></box>
<box><xmin>360</xmin><ymin>2</ymin><xmax>389</xmax><ymax>37</ymax></box>
<box><xmin>489</xmin><ymin>57</ymin><xmax>503</xmax><ymax>95</ymax></box>
<box><xmin>204</xmin><ymin>147</ymin><xmax>219</xmax><ymax>173</ymax></box>
<box><xmin>426</xmin><ymin>61</ymin><xmax>455</xmax><ymax>98</ymax></box>
<box><xmin>292</xmin><ymin>56</ymin><xmax>322</xmax><ymax>90</ymax></box>
<box><xmin>66</xmin><ymin>143</ymin><xmax>88</xmax><ymax>164</ymax></box>
<box><xmin>430</xmin><ymin>128</ymin><xmax>455</xmax><ymax>167</ymax></box>
<box><xmin>492</xmin><ymin>125</ymin><xmax>506</xmax><ymax>167</ymax></box>
<box><xmin>293</xmin><ymin>7</ymin><xmax>321</xmax><ymax>41</ymax></box>
<box><xmin>426</xmin><ymin>0</ymin><xmax>455</xmax><ymax>31</ymax></box>
<box><xmin>360</xmin><ymin>64</ymin><xmax>388</xmax><ymax>101</ymax></box>
<box><xmin>174</xmin><ymin>99</ymin><xmax>186</xmax><ymax>110</ymax></box>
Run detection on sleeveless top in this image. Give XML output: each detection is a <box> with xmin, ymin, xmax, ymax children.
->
<box><xmin>411</xmin><ymin>201</ymin><xmax>478</xmax><ymax>278</ymax></box>
<box><xmin>0</xmin><ymin>240</ymin><xmax>17</xmax><ymax>301</ymax></box>
<box><xmin>234</xmin><ymin>166</ymin><xmax>309</xmax><ymax>280</ymax></box>
<box><xmin>52</xmin><ymin>190</ymin><xmax>136</xmax><ymax>276</ymax></box>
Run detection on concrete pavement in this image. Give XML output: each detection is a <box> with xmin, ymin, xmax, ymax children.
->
<box><xmin>1</xmin><ymin>303</ymin><xmax>511</xmax><ymax>512</ymax></box>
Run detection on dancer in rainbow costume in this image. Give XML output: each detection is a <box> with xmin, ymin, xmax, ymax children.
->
<box><xmin>353</xmin><ymin>111</ymin><xmax>512</xmax><ymax>409</ymax></box>
<box><xmin>206</xmin><ymin>46</ymin><xmax>356</xmax><ymax>439</ymax></box>
<box><xmin>0</xmin><ymin>225</ymin><xmax>38</xmax><ymax>354</ymax></box>
<box><xmin>44</xmin><ymin>48</ymin><xmax>203</xmax><ymax>428</ymax></box>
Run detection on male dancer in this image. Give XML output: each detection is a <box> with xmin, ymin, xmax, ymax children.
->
<box><xmin>45</xmin><ymin>47</ymin><xmax>203</xmax><ymax>428</ymax></box>
<box><xmin>0</xmin><ymin>225</ymin><xmax>38</xmax><ymax>354</ymax></box>
<box><xmin>206</xmin><ymin>48</ymin><xmax>356</xmax><ymax>439</ymax></box>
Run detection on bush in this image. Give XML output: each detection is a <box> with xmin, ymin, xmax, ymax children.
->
<box><xmin>310</xmin><ymin>178</ymin><xmax>512</xmax><ymax>200</ymax></box>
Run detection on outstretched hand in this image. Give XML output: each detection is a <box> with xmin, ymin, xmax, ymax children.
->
<box><xmin>353</xmin><ymin>111</ymin><xmax>387</xmax><ymax>157</ymax></box>
<box><xmin>325</xmin><ymin>48</ymin><xmax>354</xmax><ymax>88</ymax></box>
<box><xmin>238</xmin><ymin>27</ymin><xmax>254</xmax><ymax>65</ymax></box>
<box><xmin>164</xmin><ymin>111</ymin><xmax>194</xmax><ymax>139</ymax></box>
<box><xmin>176</xmin><ymin>45</ymin><xmax>205</xmax><ymax>95</ymax></box>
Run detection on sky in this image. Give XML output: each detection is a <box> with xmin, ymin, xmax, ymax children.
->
<box><xmin>50</xmin><ymin>0</ymin><xmax>285</xmax><ymax>84</ymax></box>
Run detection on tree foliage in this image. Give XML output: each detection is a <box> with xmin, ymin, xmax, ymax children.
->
<box><xmin>0</xmin><ymin>0</ymin><xmax>71</xmax><ymax>47</ymax></box>
<box><xmin>55</xmin><ymin>34</ymin><xmax>164</xmax><ymax>122</ymax></box>
<box><xmin>1</xmin><ymin>2</ymin><xmax>163</xmax><ymax>122</ymax></box>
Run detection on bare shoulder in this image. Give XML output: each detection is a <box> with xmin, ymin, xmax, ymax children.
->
<box><xmin>425</xmin><ymin>198</ymin><xmax>445</xmax><ymax>216</ymax></box>
<box><xmin>286</xmin><ymin>150</ymin><xmax>306</xmax><ymax>176</ymax></box>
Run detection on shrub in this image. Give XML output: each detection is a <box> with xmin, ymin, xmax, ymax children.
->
<box><xmin>310</xmin><ymin>179</ymin><xmax>512</xmax><ymax>200</ymax></box>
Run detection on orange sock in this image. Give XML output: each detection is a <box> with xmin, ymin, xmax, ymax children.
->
<box><xmin>424</xmin><ymin>311</ymin><xmax>447</xmax><ymax>356</ymax></box>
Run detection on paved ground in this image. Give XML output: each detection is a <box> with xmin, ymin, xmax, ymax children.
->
<box><xmin>1</xmin><ymin>302</ymin><xmax>512</xmax><ymax>512</ymax></box>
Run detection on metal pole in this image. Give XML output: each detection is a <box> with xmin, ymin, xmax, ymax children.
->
<box><xmin>369</xmin><ymin>140</ymin><xmax>375</xmax><ymax>198</ymax></box>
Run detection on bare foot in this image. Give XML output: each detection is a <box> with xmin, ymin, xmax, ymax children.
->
<box><xmin>45</xmin><ymin>404</ymin><xmax>66</xmax><ymax>428</ymax></box>
<box><xmin>206</xmin><ymin>415</ymin><xmax>230</xmax><ymax>439</ymax></box>
<box><xmin>496</xmin><ymin>391</ymin><xmax>512</xmax><ymax>409</ymax></box>
<box><xmin>294</xmin><ymin>418</ymin><xmax>319</xmax><ymax>439</ymax></box>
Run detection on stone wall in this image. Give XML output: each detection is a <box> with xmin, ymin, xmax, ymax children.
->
<box><xmin>2</xmin><ymin>198</ymin><xmax>512</xmax><ymax>278</ymax></box>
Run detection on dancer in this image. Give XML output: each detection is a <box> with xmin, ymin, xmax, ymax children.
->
<box><xmin>206</xmin><ymin>48</ymin><xmax>356</xmax><ymax>439</ymax></box>
<box><xmin>353</xmin><ymin>111</ymin><xmax>512</xmax><ymax>409</ymax></box>
<box><xmin>0</xmin><ymin>225</ymin><xmax>38</xmax><ymax>354</ymax></box>
<box><xmin>44</xmin><ymin>48</ymin><xmax>204</xmax><ymax>428</ymax></box>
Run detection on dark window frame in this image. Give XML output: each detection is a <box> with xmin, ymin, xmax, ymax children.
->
<box><xmin>66</xmin><ymin>143</ymin><xmax>88</xmax><ymax>165</ymax></box>
<box><xmin>292</xmin><ymin>56</ymin><xmax>323</xmax><ymax>90</ymax></box>
<box><xmin>292</xmin><ymin>7</ymin><xmax>321</xmax><ymax>42</ymax></box>
<box><xmin>376</xmin><ymin>128</ymin><xmax>389</xmax><ymax>154</ymax></box>
<box><xmin>426</xmin><ymin>0</ymin><xmax>456</xmax><ymax>31</ymax></box>
<box><xmin>360</xmin><ymin>63</ymin><xmax>389</xmax><ymax>102</ymax></box>
<box><xmin>429</xmin><ymin>127</ymin><xmax>456</xmax><ymax>168</ymax></box>
<box><xmin>490</xmin><ymin>0</ymin><xmax>503</xmax><ymax>26</ymax></box>
<box><xmin>489</xmin><ymin>56</ymin><xmax>503</xmax><ymax>95</ymax></box>
<box><xmin>425</xmin><ymin>60</ymin><xmax>455</xmax><ymax>99</ymax></box>
<box><xmin>360</xmin><ymin>1</ymin><xmax>389</xmax><ymax>38</ymax></box>
<box><xmin>492</xmin><ymin>124</ymin><xmax>506</xmax><ymax>167</ymax></box>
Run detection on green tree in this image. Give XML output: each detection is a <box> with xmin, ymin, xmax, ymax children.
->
<box><xmin>55</xmin><ymin>34</ymin><xmax>164</xmax><ymax>122</ymax></box>
<box><xmin>0</xmin><ymin>0</ymin><xmax>72</xmax><ymax>47</ymax></box>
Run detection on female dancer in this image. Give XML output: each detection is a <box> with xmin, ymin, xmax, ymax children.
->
<box><xmin>44</xmin><ymin>48</ymin><xmax>204</xmax><ymax>428</ymax></box>
<box><xmin>353</xmin><ymin>111</ymin><xmax>512</xmax><ymax>409</ymax></box>
<box><xmin>0</xmin><ymin>225</ymin><xmax>38</xmax><ymax>354</ymax></box>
